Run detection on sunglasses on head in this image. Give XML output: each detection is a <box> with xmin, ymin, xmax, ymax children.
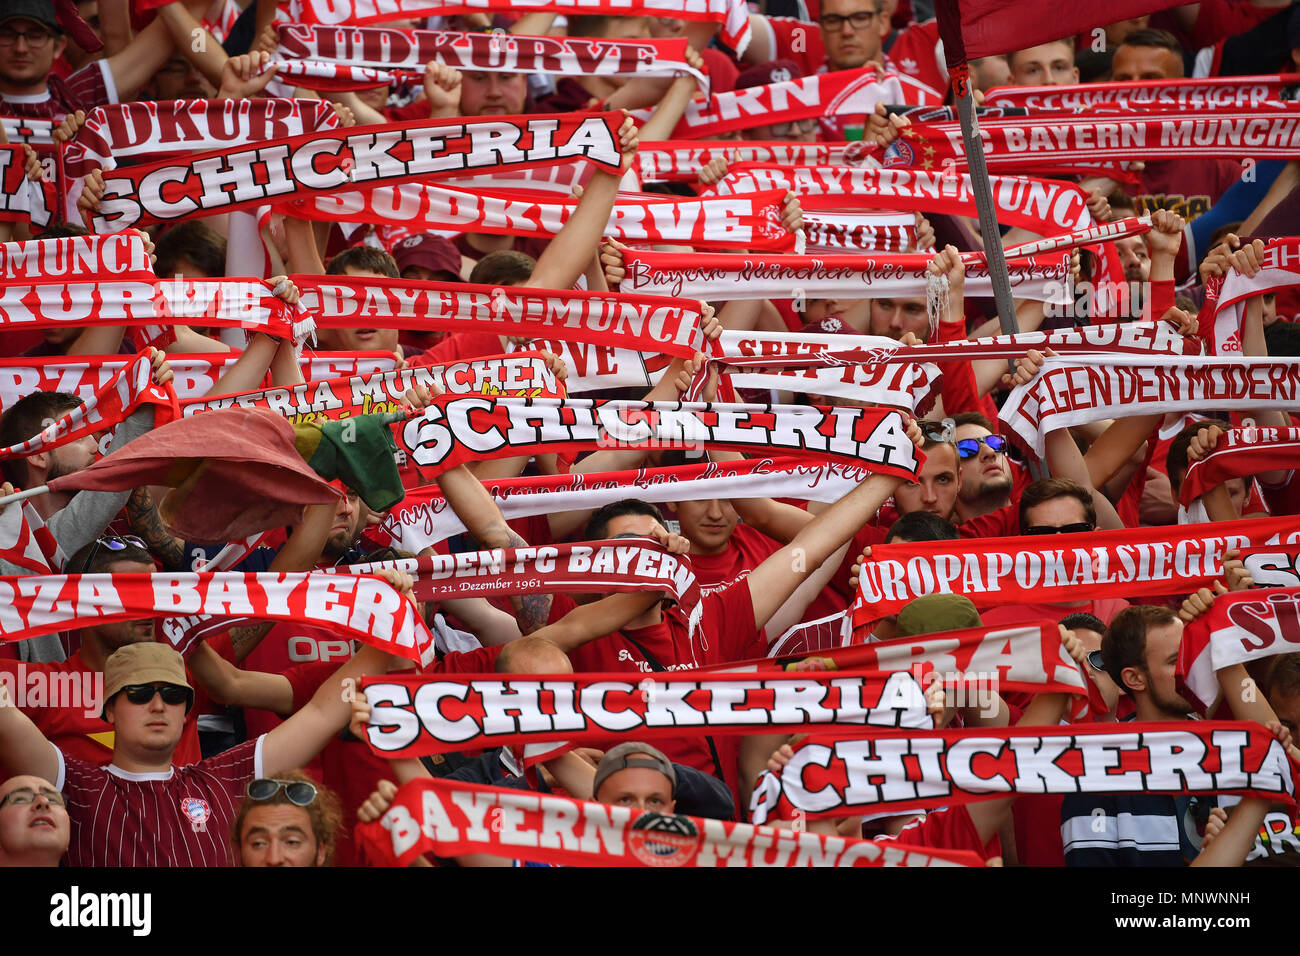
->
<box><xmin>246</xmin><ymin>778</ymin><xmax>318</xmax><ymax>807</ymax></box>
<box><xmin>920</xmin><ymin>420</ymin><xmax>955</xmax><ymax>443</ymax></box>
<box><xmin>79</xmin><ymin>535</ymin><xmax>148</xmax><ymax>574</ymax></box>
<box><xmin>956</xmin><ymin>435</ymin><xmax>1010</xmax><ymax>459</ymax></box>
<box><xmin>1022</xmin><ymin>522</ymin><xmax>1096</xmax><ymax>536</ymax></box>
<box><xmin>120</xmin><ymin>683</ymin><xmax>191</xmax><ymax>707</ymax></box>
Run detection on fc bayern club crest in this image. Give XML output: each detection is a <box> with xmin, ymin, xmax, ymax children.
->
<box><xmin>882</xmin><ymin>139</ymin><xmax>916</xmax><ymax>169</ymax></box>
<box><xmin>627</xmin><ymin>812</ymin><xmax>701</xmax><ymax>867</ymax></box>
<box><xmin>180</xmin><ymin>796</ymin><xmax>211</xmax><ymax>832</ymax></box>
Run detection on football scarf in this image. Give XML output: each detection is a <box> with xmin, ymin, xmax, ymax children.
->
<box><xmin>1180</xmin><ymin>586</ymin><xmax>1300</xmax><ymax>713</ymax></box>
<box><xmin>1239</xmin><ymin>547</ymin><xmax>1300</xmax><ymax>590</ymax></box>
<box><xmin>850</xmin><ymin>516</ymin><xmax>1300</xmax><ymax>627</ymax></box>
<box><xmin>61</xmin><ymin>98</ymin><xmax>341</xmax><ymax>221</ymax></box>
<box><xmin>0</xmin><ymin>501</ymin><xmax>65</xmax><ymax>574</ymax></box>
<box><xmin>287</xmin><ymin>183</ymin><xmax>803</xmax><ymax>252</ymax></box>
<box><xmin>275</xmin><ymin>25</ymin><xmax>708</xmax><ymax>90</ymax></box>
<box><xmin>1200</xmin><ymin>237</ymin><xmax>1300</xmax><ymax>356</ymax></box>
<box><xmin>802</xmin><ymin>211</ymin><xmax>916</xmax><ymax>253</ymax></box>
<box><xmin>277</xmin><ymin>0</ymin><xmax>753</xmax><ymax>56</ymax></box>
<box><xmin>0</xmin><ymin>278</ymin><xmax>310</xmax><ymax>342</ymax></box>
<box><xmin>748</xmin><ymin>722</ymin><xmax>1298</xmax><ymax>824</ymax></box>
<box><xmin>619</xmin><ymin>248</ymin><xmax>1070</xmax><ymax>302</ymax></box>
<box><xmin>375</xmin><ymin>457</ymin><xmax>868</xmax><ymax>551</ymax></box>
<box><xmin>294</xmin><ymin>274</ymin><xmax>708</xmax><ymax>358</ymax></box>
<box><xmin>1180</xmin><ymin>426</ymin><xmax>1300</xmax><ymax>505</ymax></box>
<box><xmin>0</xmin><ymin>349</ymin><xmax>178</xmax><ymax>462</ymax></box>
<box><xmin>0</xmin><ymin>570</ymin><xmax>437</xmax><ymax>665</ymax></box>
<box><xmin>1</xmin><ymin>230</ymin><xmax>155</xmax><ymax>283</ymax></box>
<box><xmin>85</xmin><ymin>112</ymin><xmax>624</xmax><ymax>231</ymax></box>
<box><xmin>646</xmin><ymin>66</ymin><xmax>941</xmax><ymax>139</ymax></box>
<box><xmin>354</xmin><ymin>777</ymin><xmax>981</xmax><ymax>867</ymax></box>
<box><xmin>1001</xmin><ymin>355</ymin><xmax>1300</xmax><ymax>456</ymax></box>
<box><xmin>0</xmin><ymin>145</ymin><xmax>54</xmax><ymax>230</ymax></box>
<box><xmin>358</xmin><ymin>668</ymin><xmax>936</xmax><ymax>758</ymax></box>
<box><xmin>398</xmin><ymin>395</ymin><xmax>923</xmax><ymax>479</ymax></box>
<box><xmin>639</xmin><ymin>140</ymin><xmax>879</xmax><ymax>182</ymax></box>
<box><xmin>984</xmin><ymin>76</ymin><xmax>1300</xmax><ymax>113</ymax></box>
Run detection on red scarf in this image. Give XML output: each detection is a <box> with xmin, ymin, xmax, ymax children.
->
<box><xmin>1</xmin><ymin>230</ymin><xmax>155</xmax><ymax>283</ymax></box>
<box><xmin>645</xmin><ymin>66</ymin><xmax>941</xmax><ymax>139</ymax></box>
<box><xmin>276</xmin><ymin>0</ymin><xmax>752</xmax><ymax>55</ymax></box>
<box><xmin>1180</xmin><ymin>426</ymin><xmax>1300</xmax><ymax>505</ymax></box>
<box><xmin>620</xmin><ymin>248</ymin><xmax>1069</xmax><ymax>303</ymax></box>
<box><xmin>0</xmin><ymin>501</ymin><xmax>65</xmax><ymax>573</ymax></box>
<box><xmin>801</xmin><ymin>212</ymin><xmax>916</xmax><ymax>253</ymax></box>
<box><xmin>0</xmin><ymin>570</ymin><xmax>436</xmax><ymax>665</ymax></box>
<box><xmin>354</xmin><ymin>777</ymin><xmax>982</xmax><ymax>867</ymax></box>
<box><xmin>400</xmin><ymin>395</ymin><xmax>924</xmax><ymax>479</ymax></box>
<box><xmin>985</xmin><ymin>76</ymin><xmax>1300</xmax><ymax>112</ymax></box>
<box><xmin>639</xmin><ymin>140</ymin><xmax>877</xmax><ymax>182</ymax></box>
<box><xmin>1001</xmin><ymin>355</ymin><xmax>1300</xmax><ymax>457</ymax></box>
<box><xmin>1240</xmin><ymin>546</ymin><xmax>1300</xmax><ymax>589</ymax></box>
<box><xmin>287</xmin><ymin>183</ymin><xmax>803</xmax><ymax>252</ymax></box>
<box><xmin>851</xmin><ymin>516</ymin><xmax>1300</xmax><ymax>628</ymax></box>
<box><xmin>62</xmin><ymin>98</ymin><xmax>340</xmax><ymax>221</ymax></box>
<box><xmin>1200</xmin><ymin>237</ymin><xmax>1300</xmax><ymax>355</ymax></box>
<box><xmin>358</xmin><ymin>667</ymin><xmax>939</xmax><ymax>758</ymax></box>
<box><xmin>1180</xmin><ymin>585</ymin><xmax>1300</xmax><ymax>713</ymax></box>
<box><xmin>374</xmin><ymin>458</ymin><xmax>867</xmax><ymax>552</ymax></box>
<box><xmin>275</xmin><ymin>25</ymin><xmax>708</xmax><ymax>91</ymax></box>
<box><xmin>0</xmin><ymin>349</ymin><xmax>178</xmax><ymax>462</ymax></box>
<box><xmin>749</xmin><ymin>722</ymin><xmax>1298</xmax><ymax>823</ymax></box>
<box><xmin>88</xmin><ymin>112</ymin><xmax>623</xmax><ymax>232</ymax></box>
<box><xmin>0</xmin><ymin>145</ymin><xmax>54</xmax><ymax>231</ymax></box>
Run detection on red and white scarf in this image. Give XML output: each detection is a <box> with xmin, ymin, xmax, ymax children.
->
<box><xmin>1200</xmin><ymin>237</ymin><xmax>1300</xmax><ymax>355</ymax></box>
<box><xmin>801</xmin><ymin>212</ymin><xmax>916</xmax><ymax>253</ymax></box>
<box><xmin>374</xmin><ymin>457</ymin><xmax>867</xmax><ymax>552</ymax></box>
<box><xmin>639</xmin><ymin>140</ymin><xmax>879</xmax><ymax>182</ymax></box>
<box><xmin>1179</xmin><ymin>585</ymin><xmax>1300</xmax><ymax>713</ymax></box>
<box><xmin>0</xmin><ymin>349</ymin><xmax>178</xmax><ymax>462</ymax></box>
<box><xmin>1240</xmin><ymin>546</ymin><xmax>1300</xmax><ymax>590</ymax></box>
<box><xmin>1001</xmin><ymin>355</ymin><xmax>1300</xmax><ymax>457</ymax></box>
<box><xmin>0</xmin><ymin>501</ymin><xmax>65</xmax><ymax>573</ymax></box>
<box><xmin>179</xmin><ymin>353</ymin><xmax>563</xmax><ymax>421</ymax></box>
<box><xmin>354</xmin><ymin>777</ymin><xmax>981</xmax><ymax>867</ymax></box>
<box><xmin>641</xmin><ymin>66</ymin><xmax>940</xmax><ymax>140</ymax></box>
<box><xmin>985</xmin><ymin>76</ymin><xmax>1300</xmax><ymax>113</ymax></box>
<box><xmin>1</xmin><ymin>230</ymin><xmax>155</xmax><ymax>283</ymax></box>
<box><xmin>1180</xmin><ymin>426</ymin><xmax>1300</xmax><ymax>505</ymax></box>
<box><xmin>287</xmin><ymin>183</ymin><xmax>803</xmax><ymax>252</ymax></box>
<box><xmin>851</xmin><ymin>516</ymin><xmax>1300</xmax><ymax>627</ymax></box>
<box><xmin>0</xmin><ymin>351</ymin><xmax>397</xmax><ymax>413</ymax></box>
<box><xmin>0</xmin><ymin>570</ymin><xmax>436</xmax><ymax>665</ymax></box>
<box><xmin>0</xmin><ymin>278</ymin><xmax>310</xmax><ymax>343</ymax></box>
<box><xmin>275</xmin><ymin>25</ymin><xmax>708</xmax><ymax>91</ymax></box>
<box><xmin>278</xmin><ymin>0</ymin><xmax>752</xmax><ymax>55</ymax></box>
<box><xmin>358</xmin><ymin>667</ymin><xmax>935</xmax><ymax>758</ymax></box>
<box><xmin>749</xmin><ymin>722</ymin><xmax>1298</xmax><ymax>824</ymax></box>
<box><xmin>0</xmin><ymin>145</ymin><xmax>54</xmax><ymax>231</ymax></box>
<box><xmin>399</xmin><ymin>395</ymin><xmax>924</xmax><ymax>479</ymax></box>
<box><xmin>87</xmin><ymin>112</ymin><xmax>623</xmax><ymax>232</ymax></box>
<box><xmin>619</xmin><ymin>248</ymin><xmax>1070</xmax><ymax>303</ymax></box>
<box><xmin>62</xmin><ymin>98</ymin><xmax>340</xmax><ymax>221</ymax></box>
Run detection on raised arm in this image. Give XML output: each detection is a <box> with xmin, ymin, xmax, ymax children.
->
<box><xmin>0</xmin><ymin>682</ymin><xmax>60</xmax><ymax>784</ymax></box>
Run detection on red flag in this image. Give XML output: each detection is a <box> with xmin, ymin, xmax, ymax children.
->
<box><xmin>0</xmin><ymin>500</ymin><xmax>65</xmax><ymax>573</ymax></box>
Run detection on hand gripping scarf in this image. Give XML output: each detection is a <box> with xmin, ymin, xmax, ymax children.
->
<box><xmin>1179</xmin><ymin>585</ymin><xmax>1300</xmax><ymax>713</ymax></box>
<box><xmin>1199</xmin><ymin>237</ymin><xmax>1300</xmax><ymax>356</ymax></box>
<box><xmin>1180</xmin><ymin>426</ymin><xmax>1300</xmax><ymax>506</ymax></box>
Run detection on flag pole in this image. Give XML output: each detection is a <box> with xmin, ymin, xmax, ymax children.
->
<box><xmin>0</xmin><ymin>486</ymin><xmax>49</xmax><ymax>508</ymax></box>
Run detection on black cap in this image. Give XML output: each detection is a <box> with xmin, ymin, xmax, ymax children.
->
<box><xmin>1</xmin><ymin>0</ymin><xmax>60</xmax><ymax>33</ymax></box>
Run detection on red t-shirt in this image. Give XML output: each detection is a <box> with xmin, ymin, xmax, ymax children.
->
<box><xmin>959</xmin><ymin>502</ymin><xmax>1018</xmax><ymax>538</ymax></box>
<box><xmin>0</xmin><ymin>652</ymin><xmax>202</xmax><ymax>775</ymax></box>
<box><xmin>57</xmin><ymin>736</ymin><xmax>262</xmax><ymax>867</ymax></box>
<box><xmin>883</xmin><ymin>804</ymin><xmax>1001</xmax><ymax>862</ymax></box>
<box><xmin>412</xmin><ymin>331</ymin><xmax>508</xmax><ymax>367</ymax></box>
<box><xmin>1137</xmin><ymin>158</ymin><xmax>1242</xmax><ymax>225</ymax></box>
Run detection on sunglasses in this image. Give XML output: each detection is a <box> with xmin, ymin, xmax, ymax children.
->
<box><xmin>246</xmin><ymin>778</ymin><xmax>318</xmax><ymax>807</ymax></box>
<box><xmin>120</xmin><ymin>683</ymin><xmax>191</xmax><ymax>706</ymax></box>
<box><xmin>1022</xmin><ymin>522</ymin><xmax>1096</xmax><ymax>536</ymax></box>
<box><xmin>955</xmin><ymin>435</ymin><xmax>1010</xmax><ymax>459</ymax></box>
<box><xmin>79</xmin><ymin>535</ymin><xmax>148</xmax><ymax>574</ymax></box>
<box><xmin>920</xmin><ymin>420</ymin><xmax>955</xmax><ymax>443</ymax></box>
<box><xmin>1087</xmin><ymin>650</ymin><xmax>1105</xmax><ymax>673</ymax></box>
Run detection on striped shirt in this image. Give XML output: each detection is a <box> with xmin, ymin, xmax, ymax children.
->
<box><xmin>0</xmin><ymin>60</ymin><xmax>116</xmax><ymax>121</ymax></box>
<box><xmin>55</xmin><ymin>737</ymin><xmax>264</xmax><ymax>867</ymax></box>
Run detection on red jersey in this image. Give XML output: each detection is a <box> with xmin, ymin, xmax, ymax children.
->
<box><xmin>959</xmin><ymin>502</ymin><xmax>1018</xmax><ymax>538</ymax></box>
<box><xmin>0</xmin><ymin>652</ymin><xmax>202</xmax><ymax>773</ymax></box>
<box><xmin>412</xmin><ymin>331</ymin><xmax>507</xmax><ymax>367</ymax></box>
<box><xmin>1137</xmin><ymin>158</ymin><xmax>1242</xmax><ymax>225</ymax></box>
<box><xmin>57</xmin><ymin>737</ymin><xmax>262</xmax><ymax>867</ymax></box>
<box><xmin>883</xmin><ymin>804</ymin><xmax>1000</xmax><ymax>862</ymax></box>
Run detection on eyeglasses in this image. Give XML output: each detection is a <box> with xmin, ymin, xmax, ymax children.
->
<box><xmin>956</xmin><ymin>435</ymin><xmax>1009</xmax><ymax>459</ymax></box>
<box><xmin>769</xmin><ymin>117</ymin><xmax>819</xmax><ymax>138</ymax></box>
<box><xmin>79</xmin><ymin>535</ymin><xmax>148</xmax><ymax>574</ymax></box>
<box><xmin>0</xmin><ymin>27</ymin><xmax>56</xmax><ymax>48</ymax></box>
<box><xmin>1022</xmin><ymin>522</ymin><xmax>1095</xmax><ymax>536</ymax></box>
<box><xmin>120</xmin><ymin>683</ymin><xmax>192</xmax><ymax>706</ymax></box>
<box><xmin>819</xmin><ymin>10</ymin><xmax>881</xmax><ymax>30</ymax></box>
<box><xmin>246</xmin><ymin>778</ymin><xmax>318</xmax><ymax>807</ymax></box>
<box><xmin>0</xmin><ymin>786</ymin><xmax>65</xmax><ymax>809</ymax></box>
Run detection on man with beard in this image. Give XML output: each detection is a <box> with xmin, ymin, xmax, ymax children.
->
<box><xmin>951</xmin><ymin>413</ymin><xmax>1019</xmax><ymax>524</ymax></box>
<box><xmin>1060</xmin><ymin>605</ymin><xmax>1211</xmax><ymax>866</ymax></box>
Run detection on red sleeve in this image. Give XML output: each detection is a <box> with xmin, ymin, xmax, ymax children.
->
<box><xmin>959</xmin><ymin>502</ymin><xmax>1017</xmax><ymax>537</ymax></box>
<box><xmin>828</xmin><ymin>523</ymin><xmax>888</xmax><ymax>602</ymax></box>
<box><xmin>282</xmin><ymin>661</ymin><xmax>340</xmax><ymax>712</ymax></box>
<box><xmin>436</xmin><ymin>645</ymin><xmax>504</xmax><ymax>674</ymax></box>
<box><xmin>886</xmin><ymin>805</ymin><xmax>1001</xmax><ymax>862</ymax></box>
<box><xmin>704</xmin><ymin>584</ymin><xmax>763</xmax><ymax>663</ymax></box>
<box><xmin>934</xmin><ymin>315</ymin><xmax>983</xmax><ymax>416</ymax></box>
<box><xmin>1144</xmin><ymin>278</ymin><xmax>1176</xmax><ymax>321</ymax></box>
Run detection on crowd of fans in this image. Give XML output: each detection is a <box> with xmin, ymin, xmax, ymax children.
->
<box><xmin>0</xmin><ymin>0</ymin><xmax>1299</xmax><ymax>870</ymax></box>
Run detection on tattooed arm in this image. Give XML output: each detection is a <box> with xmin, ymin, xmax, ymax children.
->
<box><xmin>126</xmin><ymin>487</ymin><xmax>187</xmax><ymax>572</ymax></box>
